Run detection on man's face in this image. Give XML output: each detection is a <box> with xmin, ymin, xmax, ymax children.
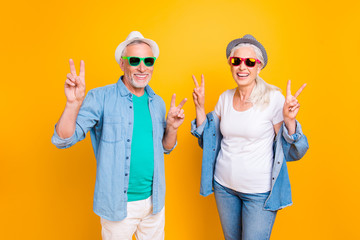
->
<box><xmin>120</xmin><ymin>43</ymin><xmax>154</xmax><ymax>90</ymax></box>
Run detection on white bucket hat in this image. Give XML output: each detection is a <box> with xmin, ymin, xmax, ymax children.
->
<box><xmin>115</xmin><ymin>31</ymin><xmax>160</xmax><ymax>64</ymax></box>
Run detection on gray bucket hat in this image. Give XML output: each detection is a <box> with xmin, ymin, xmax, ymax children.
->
<box><xmin>226</xmin><ymin>34</ymin><xmax>267</xmax><ymax>69</ymax></box>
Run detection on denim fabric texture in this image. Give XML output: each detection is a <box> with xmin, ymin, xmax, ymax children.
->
<box><xmin>214</xmin><ymin>180</ymin><xmax>277</xmax><ymax>240</ymax></box>
<box><xmin>190</xmin><ymin>111</ymin><xmax>309</xmax><ymax>211</ymax></box>
<box><xmin>52</xmin><ymin>76</ymin><xmax>174</xmax><ymax>221</ymax></box>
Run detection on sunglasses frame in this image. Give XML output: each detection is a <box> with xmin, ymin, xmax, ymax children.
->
<box><xmin>122</xmin><ymin>56</ymin><xmax>157</xmax><ymax>67</ymax></box>
<box><xmin>229</xmin><ymin>57</ymin><xmax>261</xmax><ymax>68</ymax></box>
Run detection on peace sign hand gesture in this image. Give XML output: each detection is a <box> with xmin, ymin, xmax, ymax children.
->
<box><xmin>192</xmin><ymin>74</ymin><xmax>205</xmax><ymax>110</ymax></box>
<box><xmin>166</xmin><ymin>94</ymin><xmax>187</xmax><ymax>130</ymax></box>
<box><xmin>283</xmin><ymin>80</ymin><xmax>306</xmax><ymax>134</ymax></box>
<box><xmin>65</xmin><ymin>59</ymin><xmax>86</xmax><ymax>105</ymax></box>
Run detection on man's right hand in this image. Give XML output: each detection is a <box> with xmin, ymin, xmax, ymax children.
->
<box><xmin>65</xmin><ymin>59</ymin><xmax>86</xmax><ymax>104</ymax></box>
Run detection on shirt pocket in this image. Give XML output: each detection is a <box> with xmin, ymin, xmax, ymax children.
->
<box><xmin>101</xmin><ymin>116</ymin><xmax>124</xmax><ymax>143</ymax></box>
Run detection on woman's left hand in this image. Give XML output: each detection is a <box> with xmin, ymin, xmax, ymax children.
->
<box><xmin>283</xmin><ymin>80</ymin><xmax>306</xmax><ymax>134</ymax></box>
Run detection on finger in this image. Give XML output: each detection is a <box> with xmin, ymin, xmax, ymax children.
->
<box><xmin>286</xmin><ymin>80</ymin><xmax>292</xmax><ymax>97</ymax></box>
<box><xmin>192</xmin><ymin>92</ymin><xmax>198</xmax><ymax>100</ymax></box>
<box><xmin>177</xmin><ymin>109</ymin><xmax>185</xmax><ymax>116</ymax></box>
<box><xmin>179</xmin><ymin>113</ymin><xmax>185</xmax><ymax>119</ymax></box>
<box><xmin>290</xmin><ymin>103</ymin><xmax>300</xmax><ymax>112</ymax></box>
<box><xmin>66</xmin><ymin>73</ymin><xmax>76</xmax><ymax>82</ymax></box>
<box><xmin>192</xmin><ymin>75</ymin><xmax>199</xmax><ymax>88</ymax></box>
<box><xmin>65</xmin><ymin>79</ymin><xmax>75</xmax><ymax>87</ymax></box>
<box><xmin>79</xmin><ymin>60</ymin><xmax>85</xmax><ymax>78</ymax></box>
<box><xmin>294</xmin><ymin>83</ymin><xmax>307</xmax><ymax>98</ymax></box>
<box><xmin>201</xmin><ymin>74</ymin><xmax>205</xmax><ymax>89</ymax></box>
<box><xmin>170</xmin><ymin>93</ymin><xmax>176</xmax><ymax>107</ymax></box>
<box><xmin>75</xmin><ymin>76</ymin><xmax>81</xmax><ymax>86</ymax></box>
<box><xmin>193</xmin><ymin>88</ymin><xmax>200</xmax><ymax>95</ymax></box>
<box><xmin>287</xmin><ymin>98</ymin><xmax>298</xmax><ymax>107</ymax></box>
<box><xmin>177</xmin><ymin>98</ymin><xmax>188</xmax><ymax>109</ymax></box>
<box><xmin>69</xmin><ymin>59</ymin><xmax>77</xmax><ymax>76</ymax></box>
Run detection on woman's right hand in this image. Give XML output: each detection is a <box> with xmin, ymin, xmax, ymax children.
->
<box><xmin>192</xmin><ymin>74</ymin><xmax>206</xmax><ymax>127</ymax></box>
<box><xmin>65</xmin><ymin>59</ymin><xmax>86</xmax><ymax>105</ymax></box>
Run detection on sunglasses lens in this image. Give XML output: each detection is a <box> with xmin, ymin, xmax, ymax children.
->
<box><xmin>231</xmin><ymin>57</ymin><xmax>241</xmax><ymax>66</ymax></box>
<box><xmin>144</xmin><ymin>57</ymin><xmax>155</xmax><ymax>67</ymax></box>
<box><xmin>245</xmin><ymin>58</ymin><xmax>256</xmax><ymax>67</ymax></box>
<box><xmin>129</xmin><ymin>57</ymin><xmax>141</xmax><ymax>66</ymax></box>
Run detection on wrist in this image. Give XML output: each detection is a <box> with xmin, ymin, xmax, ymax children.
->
<box><xmin>65</xmin><ymin>101</ymin><xmax>83</xmax><ymax>110</ymax></box>
<box><xmin>165</xmin><ymin>124</ymin><xmax>178</xmax><ymax>133</ymax></box>
<box><xmin>284</xmin><ymin>118</ymin><xmax>296</xmax><ymax>135</ymax></box>
<box><xmin>196</xmin><ymin>106</ymin><xmax>205</xmax><ymax>114</ymax></box>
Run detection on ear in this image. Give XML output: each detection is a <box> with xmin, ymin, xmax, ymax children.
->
<box><xmin>257</xmin><ymin>64</ymin><xmax>262</xmax><ymax>75</ymax></box>
<box><xmin>119</xmin><ymin>58</ymin><xmax>125</xmax><ymax>72</ymax></box>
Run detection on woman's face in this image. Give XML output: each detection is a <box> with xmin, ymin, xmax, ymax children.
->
<box><xmin>230</xmin><ymin>46</ymin><xmax>262</xmax><ymax>89</ymax></box>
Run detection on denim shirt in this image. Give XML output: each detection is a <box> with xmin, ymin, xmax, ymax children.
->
<box><xmin>52</xmin><ymin>77</ymin><xmax>174</xmax><ymax>221</ymax></box>
<box><xmin>191</xmin><ymin>111</ymin><xmax>309</xmax><ymax>211</ymax></box>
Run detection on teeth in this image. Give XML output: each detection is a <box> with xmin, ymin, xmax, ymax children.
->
<box><xmin>135</xmin><ymin>74</ymin><xmax>147</xmax><ymax>78</ymax></box>
<box><xmin>237</xmin><ymin>73</ymin><xmax>249</xmax><ymax>77</ymax></box>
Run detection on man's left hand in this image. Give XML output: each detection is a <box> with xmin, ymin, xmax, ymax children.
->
<box><xmin>166</xmin><ymin>94</ymin><xmax>187</xmax><ymax>131</ymax></box>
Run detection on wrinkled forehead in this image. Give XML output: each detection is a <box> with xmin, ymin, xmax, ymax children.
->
<box><xmin>123</xmin><ymin>41</ymin><xmax>154</xmax><ymax>57</ymax></box>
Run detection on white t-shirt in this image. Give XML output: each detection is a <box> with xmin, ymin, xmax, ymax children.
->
<box><xmin>214</xmin><ymin>88</ymin><xmax>285</xmax><ymax>193</ymax></box>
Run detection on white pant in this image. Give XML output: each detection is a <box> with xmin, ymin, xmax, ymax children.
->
<box><xmin>100</xmin><ymin>197</ymin><xmax>165</xmax><ymax>240</ymax></box>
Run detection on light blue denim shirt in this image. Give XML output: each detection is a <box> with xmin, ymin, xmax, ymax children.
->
<box><xmin>52</xmin><ymin>77</ymin><xmax>174</xmax><ymax>221</ymax></box>
<box><xmin>191</xmin><ymin>111</ymin><xmax>309</xmax><ymax>211</ymax></box>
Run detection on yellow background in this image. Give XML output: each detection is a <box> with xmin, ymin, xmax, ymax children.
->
<box><xmin>1</xmin><ymin>0</ymin><xmax>359</xmax><ymax>239</ymax></box>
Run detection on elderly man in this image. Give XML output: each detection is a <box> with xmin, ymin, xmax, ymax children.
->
<box><xmin>51</xmin><ymin>31</ymin><xmax>186</xmax><ymax>240</ymax></box>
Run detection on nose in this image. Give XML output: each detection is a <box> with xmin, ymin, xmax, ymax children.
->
<box><xmin>239</xmin><ymin>60</ymin><xmax>247</xmax><ymax>70</ymax></box>
<box><xmin>138</xmin><ymin>61</ymin><xmax>146</xmax><ymax>72</ymax></box>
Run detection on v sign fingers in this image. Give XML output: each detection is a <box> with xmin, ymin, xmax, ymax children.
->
<box><xmin>64</xmin><ymin>59</ymin><xmax>86</xmax><ymax>105</ymax></box>
<box><xmin>177</xmin><ymin>97</ymin><xmax>187</xmax><ymax>109</ymax></box>
<box><xmin>283</xmin><ymin>80</ymin><xmax>307</xmax><ymax>126</ymax></box>
<box><xmin>69</xmin><ymin>59</ymin><xmax>77</xmax><ymax>77</ymax></box>
<box><xmin>294</xmin><ymin>83</ymin><xmax>307</xmax><ymax>98</ymax></box>
<box><xmin>192</xmin><ymin>74</ymin><xmax>205</xmax><ymax>110</ymax></box>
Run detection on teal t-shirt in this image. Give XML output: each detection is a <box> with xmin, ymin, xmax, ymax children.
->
<box><xmin>127</xmin><ymin>91</ymin><xmax>154</xmax><ymax>202</ymax></box>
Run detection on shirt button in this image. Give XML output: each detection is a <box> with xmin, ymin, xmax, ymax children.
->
<box><xmin>129</xmin><ymin>106</ymin><xmax>132</xmax><ymax>109</ymax></box>
<box><xmin>213</xmin><ymin>149</ymin><xmax>215</xmax><ymax>151</ymax></box>
<box><xmin>126</xmin><ymin>156</ymin><xmax>129</xmax><ymax>159</ymax></box>
<box><xmin>272</xmin><ymin>177</ymin><xmax>275</xmax><ymax>180</ymax></box>
<box><xmin>213</xmin><ymin>134</ymin><xmax>215</xmax><ymax>136</ymax></box>
<box><xmin>125</xmin><ymin>173</ymin><xmax>128</xmax><ymax>176</ymax></box>
<box><xmin>278</xmin><ymin>161</ymin><xmax>280</xmax><ymax>164</ymax></box>
<box><xmin>127</xmin><ymin>139</ymin><xmax>130</xmax><ymax>142</ymax></box>
<box><xmin>129</xmin><ymin>122</ymin><xmax>132</xmax><ymax>125</ymax></box>
<box><xmin>124</xmin><ymin>190</ymin><xmax>127</xmax><ymax>193</ymax></box>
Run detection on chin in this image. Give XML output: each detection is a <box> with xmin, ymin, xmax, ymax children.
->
<box><xmin>131</xmin><ymin>79</ymin><xmax>150</xmax><ymax>88</ymax></box>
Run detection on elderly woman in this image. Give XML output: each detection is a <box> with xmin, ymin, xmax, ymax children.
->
<box><xmin>191</xmin><ymin>34</ymin><xmax>309</xmax><ymax>240</ymax></box>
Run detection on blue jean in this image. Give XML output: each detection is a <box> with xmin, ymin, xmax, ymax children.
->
<box><xmin>214</xmin><ymin>181</ymin><xmax>277</xmax><ymax>240</ymax></box>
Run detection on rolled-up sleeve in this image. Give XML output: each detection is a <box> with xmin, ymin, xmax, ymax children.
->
<box><xmin>51</xmin><ymin>89</ymin><xmax>102</xmax><ymax>149</ymax></box>
<box><xmin>282</xmin><ymin>120</ymin><xmax>303</xmax><ymax>144</ymax></box>
<box><xmin>190</xmin><ymin>119</ymin><xmax>207</xmax><ymax>138</ymax></box>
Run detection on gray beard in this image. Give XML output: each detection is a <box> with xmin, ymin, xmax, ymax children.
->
<box><xmin>127</xmin><ymin>74</ymin><xmax>150</xmax><ymax>88</ymax></box>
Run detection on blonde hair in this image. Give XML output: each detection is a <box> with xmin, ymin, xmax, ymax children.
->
<box><xmin>229</xmin><ymin>43</ymin><xmax>280</xmax><ymax>109</ymax></box>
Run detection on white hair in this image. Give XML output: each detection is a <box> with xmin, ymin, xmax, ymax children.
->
<box><xmin>121</xmin><ymin>40</ymin><xmax>152</xmax><ymax>57</ymax></box>
<box><xmin>229</xmin><ymin>43</ymin><xmax>280</xmax><ymax>109</ymax></box>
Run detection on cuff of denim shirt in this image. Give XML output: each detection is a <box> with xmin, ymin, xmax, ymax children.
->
<box><xmin>51</xmin><ymin>125</ymin><xmax>75</xmax><ymax>148</ymax></box>
<box><xmin>190</xmin><ymin>119</ymin><xmax>206</xmax><ymax>138</ymax></box>
<box><xmin>163</xmin><ymin>140</ymin><xmax>177</xmax><ymax>154</ymax></box>
<box><xmin>282</xmin><ymin>120</ymin><xmax>303</xmax><ymax>144</ymax></box>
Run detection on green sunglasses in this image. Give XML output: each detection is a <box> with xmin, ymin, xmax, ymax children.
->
<box><xmin>122</xmin><ymin>56</ymin><xmax>157</xmax><ymax>67</ymax></box>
